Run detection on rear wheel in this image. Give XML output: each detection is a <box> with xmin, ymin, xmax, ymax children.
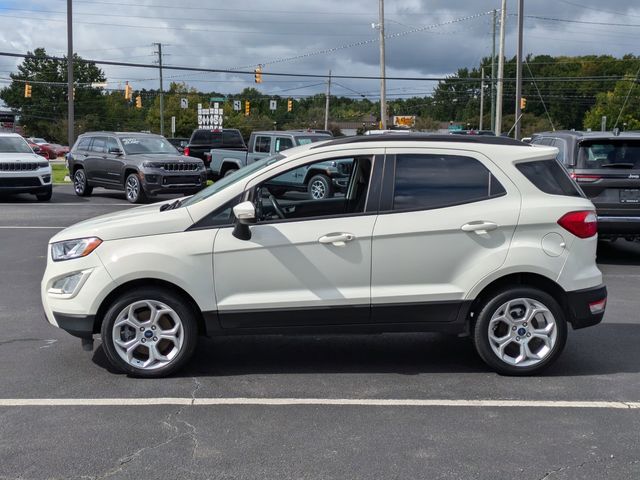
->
<box><xmin>307</xmin><ymin>174</ymin><xmax>333</xmax><ymax>200</ymax></box>
<box><xmin>472</xmin><ymin>287</ymin><xmax>567</xmax><ymax>375</ymax></box>
<box><xmin>100</xmin><ymin>287</ymin><xmax>199</xmax><ymax>377</ymax></box>
<box><xmin>35</xmin><ymin>185</ymin><xmax>53</xmax><ymax>202</ymax></box>
<box><xmin>223</xmin><ymin>168</ymin><xmax>237</xmax><ymax>177</ymax></box>
<box><xmin>73</xmin><ymin>168</ymin><xmax>93</xmax><ymax>197</ymax></box>
<box><xmin>125</xmin><ymin>172</ymin><xmax>147</xmax><ymax>204</ymax></box>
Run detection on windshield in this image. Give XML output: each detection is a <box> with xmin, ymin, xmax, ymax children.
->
<box><xmin>577</xmin><ymin>140</ymin><xmax>640</xmax><ymax>169</ymax></box>
<box><xmin>119</xmin><ymin>136</ymin><xmax>179</xmax><ymax>155</ymax></box>
<box><xmin>181</xmin><ymin>154</ymin><xmax>284</xmax><ymax>207</ymax></box>
<box><xmin>0</xmin><ymin>137</ymin><xmax>35</xmax><ymax>154</ymax></box>
<box><xmin>296</xmin><ymin>136</ymin><xmax>330</xmax><ymax>146</ymax></box>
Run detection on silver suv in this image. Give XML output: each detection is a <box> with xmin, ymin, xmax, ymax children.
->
<box><xmin>0</xmin><ymin>133</ymin><xmax>52</xmax><ymax>201</ymax></box>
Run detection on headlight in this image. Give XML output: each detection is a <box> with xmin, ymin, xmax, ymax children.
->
<box><xmin>51</xmin><ymin>237</ymin><xmax>102</xmax><ymax>262</ymax></box>
<box><xmin>143</xmin><ymin>161</ymin><xmax>163</xmax><ymax>168</ymax></box>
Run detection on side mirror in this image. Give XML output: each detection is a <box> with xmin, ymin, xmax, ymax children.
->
<box><xmin>109</xmin><ymin>147</ymin><xmax>124</xmax><ymax>156</ymax></box>
<box><xmin>232</xmin><ymin>201</ymin><xmax>256</xmax><ymax>240</ymax></box>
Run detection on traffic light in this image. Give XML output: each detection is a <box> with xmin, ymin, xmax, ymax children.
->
<box><xmin>254</xmin><ymin>66</ymin><xmax>262</xmax><ymax>84</ymax></box>
<box><xmin>24</xmin><ymin>83</ymin><xmax>32</xmax><ymax>98</ymax></box>
<box><xmin>124</xmin><ymin>82</ymin><xmax>132</xmax><ymax>100</ymax></box>
<box><xmin>520</xmin><ymin>97</ymin><xmax>527</xmax><ymax>110</ymax></box>
<box><xmin>245</xmin><ymin>100</ymin><xmax>250</xmax><ymax>116</ymax></box>
<box><xmin>287</xmin><ymin>98</ymin><xmax>293</xmax><ymax>112</ymax></box>
<box><xmin>135</xmin><ymin>95</ymin><xmax>142</xmax><ymax>108</ymax></box>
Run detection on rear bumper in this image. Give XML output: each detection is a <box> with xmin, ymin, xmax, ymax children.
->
<box><xmin>597</xmin><ymin>215</ymin><xmax>640</xmax><ymax>235</ymax></box>
<box><xmin>565</xmin><ymin>284</ymin><xmax>607</xmax><ymax>329</ymax></box>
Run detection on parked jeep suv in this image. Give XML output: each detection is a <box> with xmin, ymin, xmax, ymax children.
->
<box><xmin>531</xmin><ymin>131</ymin><xmax>640</xmax><ymax>241</ymax></box>
<box><xmin>68</xmin><ymin>132</ymin><xmax>207</xmax><ymax>203</ymax></box>
<box><xmin>43</xmin><ymin>135</ymin><xmax>606</xmax><ymax>377</ymax></box>
<box><xmin>0</xmin><ymin>133</ymin><xmax>52</xmax><ymax>201</ymax></box>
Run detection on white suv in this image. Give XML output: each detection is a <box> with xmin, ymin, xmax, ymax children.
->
<box><xmin>41</xmin><ymin>135</ymin><xmax>607</xmax><ymax>377</ymax></box>
<box><xmin>0</xmin><ymin>133</ymin><xmax>52</xmax><ymax>201</ymax></box>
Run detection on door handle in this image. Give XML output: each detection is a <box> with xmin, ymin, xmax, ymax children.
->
<box><xmin>319</xmin><ymin>233</ymin><xmax>355</xmax><ymax>246</ymax></box>
<box><xmin>461</xmin><ymin>221</ymin><xmax>498</xmax><ymax>234</ymax></box>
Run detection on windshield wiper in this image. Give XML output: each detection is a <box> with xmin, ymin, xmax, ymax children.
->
<box><xmin>601</xmin><ymin>163</ymin><xmax>636</xmax><ymax>169</ymax></box>
<box><xmin>160</xmin><ymin>199</ymin><xmax>182</xmax><ymax>211</ymax></box>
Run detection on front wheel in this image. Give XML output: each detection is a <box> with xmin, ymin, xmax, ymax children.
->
<box><xmin>472</xmin><ymin>287</ymin><xmax>567</xmax><ymax>376</ymax></box>
<box><xmin>100</xmin><ymin>288</ymin><xmax>199</xmax><ymax>377</ymax></box>
<box><xmin>35</xmin><ymin>185</ymin><xmax>53</xmax><ymax>202</ymax></box>
<box><xmin>307</xmin><ymin>174</ymin><xmax>333</xmax><ymax>200</ymax></box>
<box><xmin>125</xmin><ymin>173</ymin><xmax>147</xmax><ymax>204</ymax></box>
<box><xmin>73</xmin><ymin>168</ymin><xmax>93</xmax><ymax>197</ymax></box>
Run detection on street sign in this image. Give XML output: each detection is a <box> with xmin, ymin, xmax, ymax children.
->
<box><xmin>210</xmin><ymin>97</ymin><xmax>225</xmax><ymax>102</ymax></box>
<box><xmin>233</xmin><ymin>100</ymin><xmax>241</xmax><ymax>111</ymax></box>
<box><xmin>448</xmin><ymin>124</ymin><xmax>463</xmax><ymax>131</ymax></box>
<box><xmin>269</xmin><ymin>100</ymin><xmax>277</xmax><ymax>111</ymax></box>
<box><xmin>393</xmin><ymin>116</ymin><xmax>415</xmax><ymax>128</ymax></box>
<box><xmin>180</xmin><ymin>98</ymin><xmax>188</xmax><ymax>109</ymax></box>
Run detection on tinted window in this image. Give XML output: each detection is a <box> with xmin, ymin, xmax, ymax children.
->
<box><xmin>516</xmin><ymin>160</ymin><xmax>581</xmax><ymax>197</ymax></box>
<box><xmin>222</xmin><ymin>130</ymin><xmax>245</xmax><ymax>148</ymax></box>
<box><xmin>577</xmin><ymin>140</ymin><xmax>640</xmax><ymax>169</ymax></box>
<box><xmin>194</xmin><ymin>195</ymin><xmax>242</xmax><ymax>228</ymax></box>
<box><xmin>275</xmin><ymin>137</ymin><xmax>294</xmax><ymax>152</ymax></box>
<box><xmin>254</xmin><ymin>136</ymin><xmax>271</xmax><ymax>153</ymax></box>
<box><xmin>191</xmin><ymin>130</ymin><xmax>211</xmax><ymax>144</ymax></box>
<box><xmin>76</xmin><ymin>138</ymin><xmax>91</xmax><ymax>151</ymax></box>
<box><xmin>90</xmin><ymin>137</ymin><xmax>106</xmax><ymax>153</ymax></box>
<box><xmin>393</xmin><ymin>154</ymin><xmax>506</xmax><ymax>211</ymax></box>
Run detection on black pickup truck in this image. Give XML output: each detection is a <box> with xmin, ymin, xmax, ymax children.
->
<box><xmin>184</xmin><ymin>128</ymin><xmax>246</xmax><ymax>169</ymax></box>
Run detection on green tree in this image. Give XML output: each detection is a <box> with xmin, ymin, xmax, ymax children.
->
<box><xmin>145</xmin><ymin>82</ymin><xmax>205</xmax><ymax>136</ymax></box>
<box><xmin>584</xmin><ymin>76</ymin><xmax>640</xmax><ymax>131</ymax></box>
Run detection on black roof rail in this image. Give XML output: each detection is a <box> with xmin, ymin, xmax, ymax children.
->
<box><xmin>310</xmin><ymin>134</ymin><xmax>530</xmax><ymax>149</ymax></box>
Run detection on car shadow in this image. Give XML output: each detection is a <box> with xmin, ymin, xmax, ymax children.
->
<box><xmin>91</xmin><ymin>323</ymin><xmax>640</xmax><ymax>377</ymax></box>
<box><xmin>597</xmin><ymin>239</ymin><xmax>640</xmax><ymax>266</ymax></box>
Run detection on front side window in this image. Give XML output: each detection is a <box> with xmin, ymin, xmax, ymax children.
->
<box><xmin>254</xmin><ymin>136</ymin><xmax>271</xmax><ymax>153</ymax></box>
<box><xmin>106</xmin><ymin>137</ymin><xmax>120</xmax><ymax>153</ymax></box>
<box><xmin>254</xmin><ymin>156</ymin><xmax>370</xmax><ymax>222</ymax></box>
<box><xmin>392</xmin><ymin>154</ymin><xmax>506</xmax><ymax>211</ymax></box>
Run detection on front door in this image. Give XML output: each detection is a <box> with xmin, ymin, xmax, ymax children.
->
<box><xmin>212</xmin><ymin>154</ymin><xmax>380</xmax><ymax>329</ymax></box>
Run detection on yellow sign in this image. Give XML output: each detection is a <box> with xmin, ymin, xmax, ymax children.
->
<box><xmin>393</xmin><ymin>116</ymin><xmax>415</xmax><ymax>128</ymax></box>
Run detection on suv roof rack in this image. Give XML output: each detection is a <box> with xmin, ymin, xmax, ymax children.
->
<box><xmin>310</xmin><ymin>134</ymin><xmax>530</xmax><ymax>149</ymax></box>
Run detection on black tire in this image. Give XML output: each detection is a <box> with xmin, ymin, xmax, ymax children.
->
<box><xmin>35</xmin><ymin>185</ymin><xmax>53</xmax><ymax>202</ymax></box>
<box><xmin>125</xmin><ymin>172</ymin><xmax>148</xmax><ymax>204</ymax></box>
<box><xmin>100</xmin><ymin>287</ymin><xmax>199</xmax><ymax>378</ymax></box>
<box><xmin>73</xmin><ymin>168</ymin><xmax>93</xmax><ymax>197</ymax></box>
<box><xmin>472</xmin><ymin>287</ymin><xmax>568</xmax><ymax>376</ymax></box>
<box><xmin>307</xmin><ymin>174</ymin><xmax>333</xmax><ymax>200</ymax></box>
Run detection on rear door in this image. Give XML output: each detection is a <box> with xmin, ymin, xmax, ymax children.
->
<box><xmin>572</xmin><ymin>139</ymin><xmax>640</xmax><ymax>217</ymax></box>
<box><xmin>370</xmin><ymin>149</ymin><xmax>520</xmax><ymax>324</ymax></box>
<box><xmin>85</xmin><ymin>136</ymin><xmax>107</xmax><ymax>183</ymax></box>
<box><xmin>248</xmin><ymin>135</ymin><xmax>271</xmax><ymax>164</ymax></box>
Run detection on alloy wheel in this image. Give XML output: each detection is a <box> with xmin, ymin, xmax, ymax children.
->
<box><xmin>126</xmin><ymin>175</ymin><xmax>140</xmax><ymax>202</ymax></box>
<box><xmin>111</xmin><ymin>300</ymin><xmax>184</xmax><ymax>371</ymax></box>
<box><xmin>310</xmin><ymin>179</ymin><xmax>327</xmax><ymax>199</ymax></box>
<box><xmin>74</xmin><ymin>170</ymin><xmax>86</xmax><ymax>195</ymax></box>
<box><xmin>487</xmin><ymin>297</ymin><xmax>558</xmax><ymax>367</ymax></box>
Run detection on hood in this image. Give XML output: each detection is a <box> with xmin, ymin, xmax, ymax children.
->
<box><xmin>49</xmin><ymin>199</ymin><xmax>195</xmax><ymax>243</ymax></box>
<box><xmin>131</xmin><ymin>153</ymin><xmax>204</xmax><ymax>164</ymax></box>
<box><xmin>0</xmin><ymin>152</ymin><xmax>47</xmax><ymax>162</ymax></box>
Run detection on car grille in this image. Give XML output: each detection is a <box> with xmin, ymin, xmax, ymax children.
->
<box><xmin>338</xmin><ymin>162</ymin><xmax>353</xmax><ymax>175</ymax></box>
<box><xmin>0</xmin><ymin>162</ymin><xmax>41</xmax><ymax>171</ymax></box>
<box><xmin>162</xmin><ymin>175</ymin><xmax>201</xmax><ymax>186</ymax></box>
<box><xmin>0</xmin><ymin>177</ymin><xmax>41</xmax><ymax>187</ymax></box>
<box><xmin>161</xmin><ymin>163</ymin><xmax>200</xmax><ymax>172</ymax></box>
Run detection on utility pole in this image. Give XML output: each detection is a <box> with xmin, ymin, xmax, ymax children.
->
<box><xmin>514</xmin><ymin>0</ymin><xmax>524</xmax><ymax>140</ymax></box>
<box><xmin>324</xmin><ymin>70</ymin><xmax>331</xmax><ymax>131</ymax></box>
<box><xmin>378</xmin><ymin>0</ymin><xmax>387</xmax><ymax>130</ymax></box>
<box><xmin>66</xmin><ymin>0</ymin><xmax>74</xmax><ymax>148</ymax></box>
<box><xmin>154</xmin><ymin>43</ymin><xmax>164</xmax><ymax>136</ymax></box>
<box><xmin>490</xmin><ymin>9</ymin><xmax>497</xmax><ymax>133</ymax></box>
<box><xmin>479</xmin><ymin>67</ymin><xmax>485</xmax><ymax>131</ymax></box>
<box><xmin>495</xmin><ymin>0</ymin><xmax>507</xmax><ymax>136</ymax></box>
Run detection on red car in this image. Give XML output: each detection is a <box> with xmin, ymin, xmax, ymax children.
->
<box><xmin>27</xmin><ymin>137</ymin><xmax>69</xmax><ymax>160</ymax></box>
<box><xmin>26</xmin><ymin>140</ymin><xmax>48</xmax><ymax>158</ymax></box>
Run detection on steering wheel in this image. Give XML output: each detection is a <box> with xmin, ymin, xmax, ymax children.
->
<box><xmin>269</xmin><ymin>194</ymin><xmax>286</xmax><ymax>219</ymax></box>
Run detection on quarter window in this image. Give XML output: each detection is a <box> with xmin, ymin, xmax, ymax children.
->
<box><xmin>254</xmin><ymin>136</ymin><xmax>271</xmax><ymax>154</ymax></box>
<box><xmin>392</xmin><ymin>154</ymin><xmax>506</xmax><ymax>211</ymax></box>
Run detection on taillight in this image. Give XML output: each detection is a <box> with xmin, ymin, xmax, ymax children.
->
<box><xmin>589</xmin><ymin>298</ymin><xmax>607</xmax><ymax>314</ymax></box>
<box><xmin>570</xmin><ymin>173</ymin><xmax>601</xmax><ymax>183</ymax></box>
<box><xmin>557</xmin><ymin>210</ymin><xmax>598</xmax><ymax>238</ymax></box>
<box><xmin>184</xmin><ymin>146</ymin><xmax>190</xmax><ymax>157</ymax></box>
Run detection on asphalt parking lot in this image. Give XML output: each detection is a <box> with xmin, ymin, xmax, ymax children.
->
<box><xmin>1</xmin><ymin>184</ymin><xmax>639</xmax><ymax>479</ymax></box>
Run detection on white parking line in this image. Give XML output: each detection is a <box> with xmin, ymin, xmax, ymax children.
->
<box><xmin>0</xmin><ymin>226</ymin><xmax>65</xmax><ymax>229</ymax></box>
<box><xmin>3</xmin><ymin>203</ymin><xmax>133</xmax><ymax>206</ymax></box>
<box><xmin>0</xmin><ymin>398</ymin><xmax>639</xmax><ymax>409</ymax></box>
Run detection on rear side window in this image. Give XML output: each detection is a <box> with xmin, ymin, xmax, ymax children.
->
<box><xmin>222</xmin><ymin>130</ymin><xmax>245</xmax><ymax>148</ymax></box>
<box><xmin>190</xmin><ymin>130</ymin><xmax>211</xmax><ymax>144</ymax></box>
<box><xmin>90</xmin><ymin>137</ymin><xmax>106</xmax><ymax>153</ymax></box>
<box><xmin>516</xmin><ymin>159</ymin><xmax>581</xmax><ymax>197</ymax></box>
<box><xmin>392</xmin><ymin>154</ymin><xmax>506</xmax><ymax>211</ymax></box>
<box><xmin>254</xmin><ymin>136</ymin><xmax>271</xmax><ymax>153</ymax></box>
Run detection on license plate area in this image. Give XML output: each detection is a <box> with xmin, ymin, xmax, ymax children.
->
<box><xmin>620</xmin><ymin>189</ymin><xmax>640</xmax><ymax>203</ymax></box>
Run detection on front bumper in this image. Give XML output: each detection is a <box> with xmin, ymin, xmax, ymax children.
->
<box><xmin>565</xmin><ymin>284</ymin><xmax>607</xmax><ymax>329</ymax></box>
<box><xmin>0</xmin><ymin>170</ymin><xmax>52</xmax><ymax>194</ymax></box>
<box><xmin>141</xmin><ymin>170</ymin><xmax>207</xmax><ymax>194</ymax></box>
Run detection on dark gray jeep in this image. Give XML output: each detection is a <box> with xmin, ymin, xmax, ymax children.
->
<box><xmin>531</xmin><ymin>131</ymin><xmax>640</xmax><ymax>241</ymax></box>
<box><xmin>68</xmin><ymin>132</ymin><xmax>207</xmax><ymax>203</ymax></box>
